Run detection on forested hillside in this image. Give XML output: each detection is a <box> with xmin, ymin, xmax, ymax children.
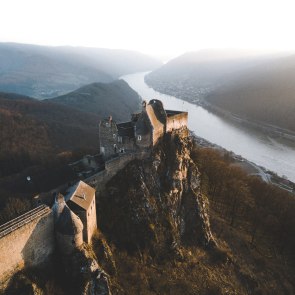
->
<box><xmin>0</xmin><ymin>94</ymin><xmax>99</xmax><ymax>178</ymax></box>
<box><xmin>206</xmin><ymin>55</ymin><xmax>295</xmax><ymax>132</ymax></box>
<box><xmin>0</xmin><ymin>79</ymin><xmax>141</xmax><ymax>207</ymax></box>
<box><xmin>49</xmin><ymin>80</ymin><xmax>141</xmax><ymax>120</ymax></box>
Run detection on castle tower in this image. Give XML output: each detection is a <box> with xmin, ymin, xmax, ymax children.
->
<box><xmin>99</xmin><ymin>116</ymin><xmax>118</xmax><ymax>160</ymax></box>
<box><xmin>55</xmin><ymin>204</ymin><xmax>84</xmax><ymax>254</ymax></box>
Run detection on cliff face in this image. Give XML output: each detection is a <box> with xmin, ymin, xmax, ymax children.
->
<box><xmin>2</xmin><ymin>129</ymin><xmax>216</xmax><ymax>295</ymax></box>
<box><xmin>98</xmin><ymin>130</ymin><xmax>215</xmax><ymax>256</ymax></box>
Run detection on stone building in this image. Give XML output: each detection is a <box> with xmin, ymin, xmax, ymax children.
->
<box><xmin>53</xmin><ymin>180</ymin><xmax>97</xmax><ymax>254</ymax></box>
<box><xmin>99</xmin><ymin>116</ymin><xmax>119</xmax><ymax>160</ymax></box>
<box><xmin>64</xmin><ymin>181</ymin><xmax>97</xmax><ymax>244</ymax></box>
<box><xmin>99</xmin><ymin>99</ymin><xmax>188</xmax><ymax>160</ymax></box>
<box><xmin>54</xmin><ymin>196</ymin><xmax>84</xmax><ymax>255</ymax></box>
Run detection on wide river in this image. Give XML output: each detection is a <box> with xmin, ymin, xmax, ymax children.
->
<box><xmin>121</xmin><ymin>72</ymin><xmax>295</xmax><ymax>182</ymax></box>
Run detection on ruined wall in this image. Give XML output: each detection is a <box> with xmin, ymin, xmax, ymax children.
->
<box><xmin>118</xmin><ymin>137</ymin><xmax>136</xmax><ymax>153</ymax></box>
<box><xmin>86</xmin><ymin>198</ymin><xmax>97</xmax><ymax>244</ymax></box>
<box><xmin>134</xmin><ymin>111</ymin><xmax>153</xmax><ymax>148</ymax></box>
<box><xmin>56</xmin><ymin>230</ymin><xmax>83</xmax><ymax>255</ymax></box>
<box><xmin>166</xmin><ymin>112</ymin><xmax>188</xmax><ymax>133</ymax></box>
<box><xmin>85</xmin><ymin>151</ymin><xmax>150</xmax><ymax>192</ymax></box>
<box><xmin>146</xmin><ymin>104</ymin><xmax>165</xmax><ymax>145</ymax></box>
<box><xmin>0</xmin><ymin>209</ymin><xmax>55</xmax><ymax>283</ymax></box>
<box><xmin>99</xmin><ymin>119</ymin><xmax>118</xmax><ymax>160</ymax></box>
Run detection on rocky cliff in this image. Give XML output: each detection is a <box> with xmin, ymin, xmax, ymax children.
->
<box><xmin>98</xmin><ymin>129</ymin><xmax>215</xmax><ymax>257</ymax></box>
<box><xmin>2</xmin><ymin>129</ymin><xmax>217</xmax><ymax>294</ymax></box>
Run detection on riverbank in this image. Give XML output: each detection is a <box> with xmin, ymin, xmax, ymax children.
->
<box><xmin>145</xmin><ymin>78</ymin><xmax>295</xmax><ymax>145</ymax></box>
<box><xmin>199</xmin><ymin>100</ymin><xmax>295</xmax><ymax>144</ymax></box>
<box><xmin>193</xmin><ymin>133</ymin><xmax>295</xmax><ymax>194</ymax></box>
<box><xmin>122</xmin><ymin>72</ymin><xmax>295</xmax><ymax>182</ymax></box>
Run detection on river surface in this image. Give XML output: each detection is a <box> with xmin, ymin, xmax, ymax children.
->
<box><xmin>121</xmin><ymin>72</ymin><xmax>295</xmax><ymax>182</ymax></box>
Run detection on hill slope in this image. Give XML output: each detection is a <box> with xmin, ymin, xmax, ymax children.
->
<box><xmin>4</xmin><ymin>135</ymin><xmax>295</xmax><ymax>294</ymax></box>
<box><xmin>0</xmin><ymin>42</ymin><xmax>161</xmax><ymax>98</ymax></box>
<box><xmin>0</xmin><ymin>94</ymin><xmax>99</xmax><ymax>177</ymax></box>
<box><xmin>145</xmin><ymin>49</ymin><xmax>280</xmax><ymax>101</ymax></box>
<box><xmin>0</xmin><ymin>79</ymin><xmax>141</xmax><ymax>178</ymax></box>
<box><xmin>49</xmin><ymin>80</ymin><xmax>141</xmax><ymax>121</ymax></box>
<box><xmin>206</xmin><ymin>55</ymin><xmax>295</xmax><ymax>132</ymax></box>
<box><xmin>146</xmin><ymin>49</ymin><xmax>295</xmax><ymax>132</ymax></box>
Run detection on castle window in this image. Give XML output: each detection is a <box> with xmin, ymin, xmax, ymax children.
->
<box><xmin>137</xmin><ymin>135</ymin><xmax>142</xmax><ymax>141</ymax></box>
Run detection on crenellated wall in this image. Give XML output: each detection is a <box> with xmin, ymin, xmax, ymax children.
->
<box><xmin>85</xmin><ymin>151</ymin><xmax>150</xmax><ymax>191</ymax></box>
<box><xmin>0</xmin><ymin>207</ymin><xmax>55</xmax><ymax>285</ymax></box>
<box><xmin>166</xmin><ymin>112</ymin><xmax>188</xmax><ymax>133</ymax></box>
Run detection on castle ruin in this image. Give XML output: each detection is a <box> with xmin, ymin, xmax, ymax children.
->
<box><xmin>0</xmin><ymin>98</ymin><xmax>188</xmax><ymax>285</ymax></box>
<box><xmin>99</xmin><ymin>99</ymin><xmax>188</xmax><ymax>160</ymax></box>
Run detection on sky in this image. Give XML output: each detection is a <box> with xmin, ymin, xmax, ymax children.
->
<box><xmin>1</xmin><ymin>0</ymin><xmax>295</xmax><ymax>59</ymax></box>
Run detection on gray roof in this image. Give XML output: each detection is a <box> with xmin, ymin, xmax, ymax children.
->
<box><xmin>55</xmin><ymin>204</ymin><xmax>83</xmax><ymax>235</ymax></box>
<box><xmin>65</xmin><ymin>180</ymin><xmax>95</xmax><ymax>211</ymax></box>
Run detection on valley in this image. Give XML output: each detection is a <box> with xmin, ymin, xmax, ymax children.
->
<box><xmin>122</xmin><ymin>71</ymin><xmax>295</xmax><ymax>183</ymax></box>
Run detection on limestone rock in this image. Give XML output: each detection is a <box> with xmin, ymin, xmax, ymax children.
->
<box><xmin>99</xmin><ymin>129</ymin><xmax>215</xmax><ymax>257</ymax></box>
<box><xmin>62</xmin><ymin>244</ymin><xmax>111</xmax><ymax>295</ymax></box>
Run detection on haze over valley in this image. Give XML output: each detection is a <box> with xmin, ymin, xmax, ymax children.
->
<box><xmin>1</xmin><ymin>0</ymin><xmax>295</xmax><ymax>294</ymax></box>
<box><xmin>146</xmin><ymin>49</ymin><xmax>295</xmax><ymax>133</ymax></box>
<box><xmin>0</xmin><ymin>42</ymin><xmax>161</xmax><ymax>98</ymax></box>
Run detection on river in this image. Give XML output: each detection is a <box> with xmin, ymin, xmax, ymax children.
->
<box><xmin>121</xmin><ymin>72</ymin><xmax>295</xmax><ymax>183</ymax></box>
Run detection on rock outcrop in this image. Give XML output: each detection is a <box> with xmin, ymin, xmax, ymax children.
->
<box><xmin>98</xmin><ymin>129</ymin><xmax>215</xmax><ymax>257</ymax></box>
<box><xmin>62</xmin><ymin>244</ymin><xmax>111</xmax><ymax>295</ymax></box>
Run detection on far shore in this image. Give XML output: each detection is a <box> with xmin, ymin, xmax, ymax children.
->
<box><xmin>144</xmin><ymin>78</ymin><xmax>295</xmax><ymax>146</ymax></box>
<box><xmin>198</xmin><ymin>100</ymin><xmax>295</xmax><ymax>145</ymax></box>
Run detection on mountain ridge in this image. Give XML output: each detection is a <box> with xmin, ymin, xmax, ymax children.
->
<box><xmin>0</xmin><ymin>42</ymin><xmax>162</xmax><ymax>98</ymax></box>
<box><xmin>145</xmin><ymin>49</ymin><xmax>295</xmax><ymax>132</ymax></box>
<box><xmin>48</xmin><ymin>79</ymin><xmax>141</xmax><ymax>120</ymax></box>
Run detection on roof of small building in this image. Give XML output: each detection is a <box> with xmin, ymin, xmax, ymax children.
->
<box><xmin>65</xmin><ymin>180</ymin><xmax>95</xmax><ymax>211</ymax></box>
<box><xmin>55</xmin><ymin>204</ymin><xmax>83</xmax><ymax>235</ymax></box>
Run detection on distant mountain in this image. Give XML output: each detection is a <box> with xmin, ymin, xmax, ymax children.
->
<box><xmin>145</xmin><ymin>49</ymin><xmax>295</xmax><ymax>132</ymax></box>
<box><xmin>145</xmin><ymin>49</ymin><xmax>286</xmax><ymax>102</ymax></box>
<box><xmin>0</xmin><ymin>42</ymin><xmax>162</xmax><ymax>98</ymax></box>
<box><xmin>49</xmin><ymin>80</ymin><xmax>141</xmax><ymax>121</ymax></box>
<box><xmin>206</xmin><ymin>54</ymin><xmax>295</xmax><ymax>132</ymax></box>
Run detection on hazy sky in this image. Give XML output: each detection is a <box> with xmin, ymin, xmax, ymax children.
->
<box><xmin>1</xmin><ymin>0</ymin><xmax>295</xmax><ymax>59</ymax></box>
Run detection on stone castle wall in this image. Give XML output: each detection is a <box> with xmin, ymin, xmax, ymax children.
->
<box><xmin>86</xmin><ymin>200</ymin><xmax>97</xmax><ymax>244</ymax></box>
<box><xmin>85</xmin><ymin>151</ymin><xmax>150</xmax><ymax>191</ymax></box>
<box><xmin>99</xmin><ymin>119</ymin><xmax>118</xmax><ymax>160</ymax></box>
<box><xmin>0</xmin><ymin>147</ymin><xmax>150</xmax><ymax>287</ymax></box>
<box><xmin>166</xmin><ymin>112</ymin><xmax>188</xmax><ymax>133</ymax></box>
<box><xmin>0</xmin><ymin>207</ymin><xmax>55</xmax><ymax>284</ymax></box>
